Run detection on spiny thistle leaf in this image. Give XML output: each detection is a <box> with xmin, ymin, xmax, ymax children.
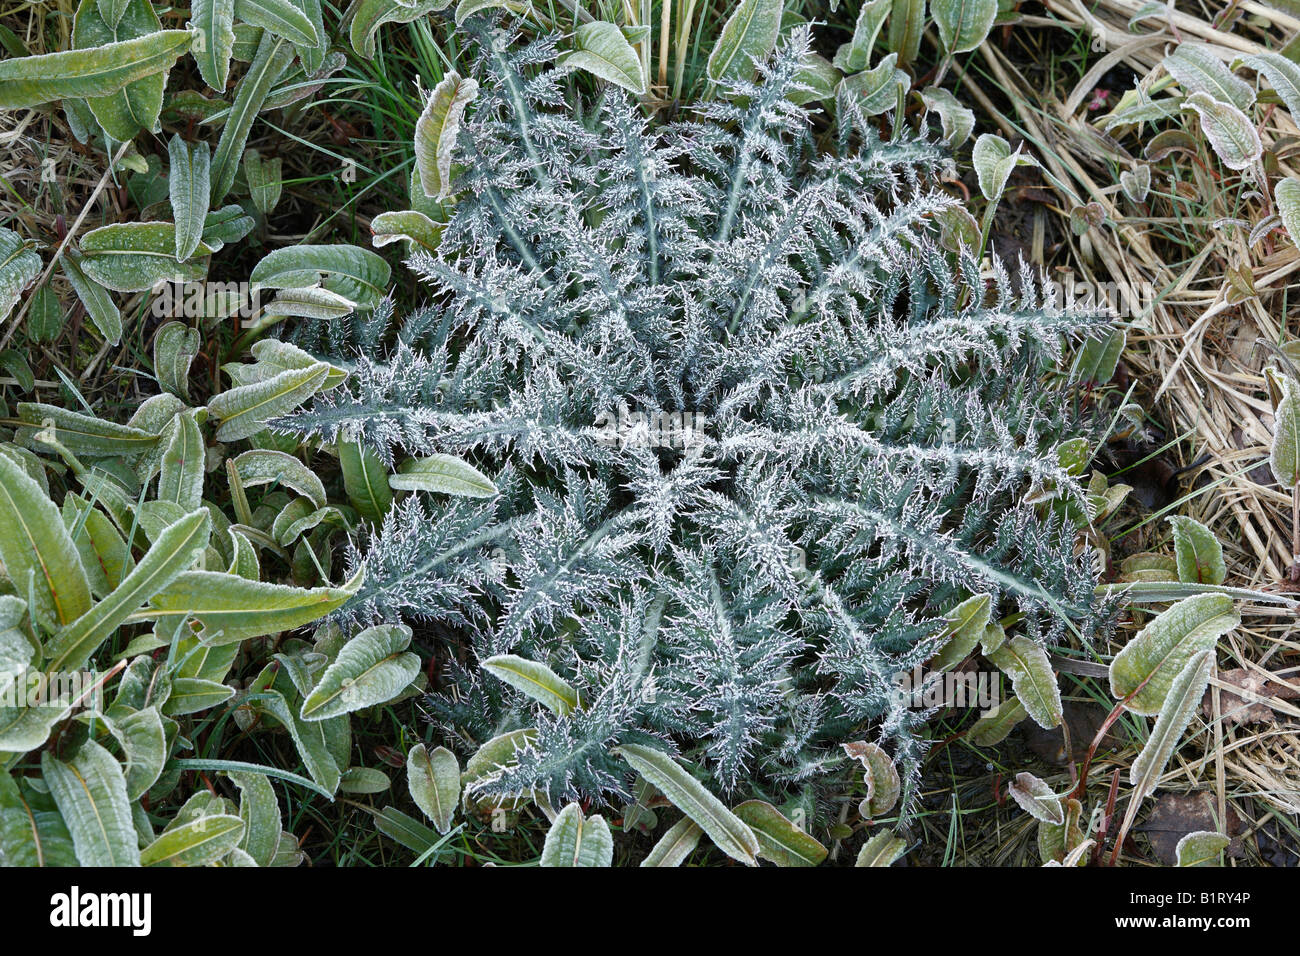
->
<box><xmin>280</xmin><ymin>24</ymin><xmax>1111</xmax><ymax>813</ymax></box>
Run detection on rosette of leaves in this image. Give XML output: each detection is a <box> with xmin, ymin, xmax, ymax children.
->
<box><xmin>281</xmin><ymin>22</ymin><xmax>1112</xmax><ymax>817</ymax></box>
<box><xmin>0</xmin><ymin>320</ymin><xmax>450</xmax><ymax>866</ymax></box>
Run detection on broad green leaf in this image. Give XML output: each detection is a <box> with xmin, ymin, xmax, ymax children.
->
<box><xmin>263</xmin><ymin>286</ymin><xmax>357</xmax><ymax>320</ymax></box>
<box><xmin>209</xmin><ymin>360</ymin><xmax>331</xmax><ymax>441</ymax></box>
<box><xmin>920</xmin><ymin>86</ymin><xmax>975</xmax><ymax>148</ymax></box>
<box><xmin>271</xmin><ymin>499</ymin><xmax>338</xmax><ymax>547</ymax></box>
<box><xmin>1007</xmin><ymin>771</ymin><xmax>1064</xmax><ymax>825</ymax></box>
<box><xmin>480</xmin><ymin>654</ymin><xmax>578</xmax><ymax>716</ymax></box>
<box><xmin>141</xmin><ymin>567</ymin><xmax>363</xmax><ymax>644</ymax></box>
<box><xmin>1277</xmin><ymin>178</ymin><xmax>1300</xmax><ymax>250</ymax></box>
<box><xmin>163</xmin><ymin>677</ymin><xmax>235</xmax><ymax>715</ymax></box>
<box><xmin>1099</xmin><ymin>580</ymin><xmax>1296</xmax><ymax>605</ymax></box>
<box><xmin>789</xmin><ymin>52</ymin><xmax>840</xmax><ymax>105</ymax></box>
<box><xmin>224</xmin><ymin>527</ymin><xmax>259</xmax><ymax>578</ymax></box>
<box><xmin>98</xmin><ymin>706</ymin><xmax>166</xmax><ymax>800</ymax></box>
<box><xmin>59</xmin><ymin>248</ymin><xmax>121</xmax><ymax>344</ymax></box>
<box><xmin>351</xmin><ymin>0</ymin><xmax>451</xmax><ymax>59</ymax></box>
<box><xmin>175</xmin><ymin>628</ymin><xmax>241</xmax><ymax>683</ymax></box>
<box><xmin>73</xmin><ymin>0</ymin><xmax>168</xmax><ymax>140</ymax></box>
<box><xmin>732</xmin><ymin>799</ymin><xmax>827</xmax><ymax>866</ymax></box>
<box><xmin>971</xmin><ymin>133</ymin><xmax>1036</xmax><ymax>202</ymax></box>
<box><xmin>28</xmin><ymin>284</ymin><xmax>65</xmax><ymax>343</ymax></box>
<box><xmin>1271</xmin><ymin>375</ymin><xmax>1300</xmax><ymax>487</ymax></box>
<box><xmin>249</xmin><ymin>685</ymin><xmax>341</xmax><ymax>794</ymax></box>
<box><xmin>203</xmin><ymin>204</ymin><xmax>257</xmax><ymax>245</ymax></box>
<box><xmin>99</xmin><ymin>0</ymin><xmax>130</xmax><ymax>29</ymax></box>
<box><xmin>1037</xmin><ymin>797</ymin><xmax>1086</xmax><ymax>864</ymax></box>
<box><xmin>1163</xmin><ymin>43</ymin><xmax>1254</xmax><ymax>111</ymax></box>
<box><xmin>43</xmin><ymin>739</ymin><xmax>140</xmax><ymax>866</ymax></box>
<box><xmin>987</xmin><ymin>635</ymin><xmax>1062</xmax><ymax>729</ymax></box>
<box><xmin>267</xmin><ymin>829</ymin><xmax>304</xmax><ymax>865</ymax></box>
<box><xmin>390</xmin><ymin>454</ymin><xmax>497</xmax><ymax>497</ymax></box>
<box><xmin>407</xmin><ymin>743</ymin><xmax>459</xmax><ymax>834</ymax></box>
<box><xmin>300</xmin><ymin>622</ymin><xmax>420</xmax><ymax>720</ymax></box>
<box><xmin>0</xmin><ymin>349</ymin><xmax>34</xmax><ymax>392</ymax></box>
<box><xmin>210</xmin><ymin>32</ymin><xmax>294</xmax><ymax>204</ymax></box>
<box><xmin>17</xmin><ymin>401</ymin><xmax>159</xmax><ymax>457</ymax></box>
<box><xmin>141</xmin><ymin>813</ymin><xmax>244</xmax><ymax>865</ymax></box>
<box><xmin>455</xmin><ymin>0</ymin><xmax>532</xmax><ymax>25</ymax></box>
<box><xmin>78</xmin><ymin>222</ymin><xmax>213</xmax><ymax>292</ymax></box>
<box><xmin>191</xmin><ymin>0</ymin><xmax>236</xmax><ymax>91</ymax></box>
<box><xmin>1072</xmin><ymin>329</ymin><xmax>1126</xmax><ymax>384</ymax></box>
<box><xmin>707</xmin><ymin>0</ymin><xmax>783</xmax><ymax>86</ymax></box>
<box><xmin>612</xmin><ymin>743</ymin><xmax>759</xmax><ymax>866</ymax></box>
<box><xmin>557</xmin><ymin>21</ymin><xmax>646</xmax><ymax>95</ymax></box>
<box><xmin>1184</xmin><ymin>91</ymin><xmax>1261</xmax><ymax>171</ymax></box>
<box><xmin>138</xmin><ymin>500</ymin><xmax>191</xmax><ymax>544</ymax></box>
<box><xmin>339</xmin><ymin>438</ymin><xmax>392</xmax><ymax>522</ymax></box>
<box><xmin>833</xmin><ymin>0</ymin><xmax>888</xmax><ymax>73</ymax></box>
<box><xmin>249</xmin><ymin>244</ymin><xmax>390</xmax><ymax>309</ymax></box>
<box><xmin>1244</xmin><ymin>51</ymin><xmax>1300</xmax><ymax>118</ymax></box>
<box><xmin>1175</xmin><ymin>830</ymin><xmax>1230</xmax><ymax>867</ymax></box>
<box><xmin>0</xmin><ymin>450</ymin><xmax>92</xmax><ymax>630</ymax></box>
<box><xmin>232</xmin><ymin>449</ymin><xmax>326</xmax><ymax>509</ymax></box>
<box><xmin>931</xmin><ymin>0</ymin><xmax>996</xmax><ymax>54</ymax></box>
<box><xmin>1130</xmin><ymin>649</ymin><xmax>1214</xmax><ymax>800</ymax></box>
<box><xmin>0</xmin><ymin>703</ymin><xmax>70</xmax><ymax>752</ymax></box>
<box><xmin>413</xmin><ymin>71</ymin><xmax>478</xmax><ymax>202</ymax></box>
<box><xmin>370</xmin><ymin>211</ymin><xmax>443</xmax><ymax>254</ymax></box>
<box><xmin>640</xmin><ymin>816</ymin><xmax>702</xmax><ymax>867</ymax></box>
<box><xmin>158</xmin><ymin>411</ymin><xmax>204</xmax><ymax>512</ymax></box>
<box><xmin>621</xmin><ymin>775</ymin><xmax>658</xmax><ymax>835</ymax></box>
<box><xmin>1119</xmin><ymin>165</ymin><xmax>1151</xmax><ymax>204</ymax></box>
<box><xmin>855</xmin><ymin>829</ymin><xmax>906</xmax><ymax>866</ymax></box>
<box><xmin>0</xmin><ymin>29</ymin><xmax>192</xmax><ymax>108</ymax></box>
<box><xmin>462</xmin><ymin>727</ymin><xmax>536</xmax><ymax>796</ymax></box>
<box><xmin>64</xmin><ymin>497</ymin><xmax>128</xmax><ymax>595</ymax></box>
<box><xmin>540</xmin><ymin>802</ymin><xmax>613</xmax><ymax>867</ymax></box>
<box><xmin>967</xmin><ymin>696</ymin><xmax>1027</xmax><ymax>746</ymax></box>
<box><xmin>373</xmin><ymin>806</ymin><xmax>439</xmax><ymax>853</ymax></box>
<box><xmin>888</xmin><ymin>0</ymin><xmax>925</xmax><ymax>66</ymax></box>
<box><xmin>842</xmin><ymin>740</ymin><xmax>900</xmax><ymax>817</ymax></box>
<box><xmin>243</xmin><ymin>148</ymin><xmax>282</xmax><ymax>215</ymax></box>
<box><xmin>247</xmin><ymin>337</ymin><xmax>348</xmax><ymax>389</ymax></box>
<box><xmin>290</xmin><ymin>0</ymin><xmax>325</xmax><ymax>71</ymax></box>
<box><xmin>1119</xmin><ymin>552</ymin><xmax>1179</xmax><ymax>583</ymax></box>
<box><xmin>1168</xmin><ymin>515</ymin><xmax>1225</xmax><ymax>585</ymax></box>
<box><xmin>340</xmin><ymin>766</ymin><xmax>390</xmax><ymax>794</ymax></box>
<box><xmin>45</xmin><ymin>509</ymin><xmax>210</xmax><ymax>673</ymax></box>
<box><xmin>153</xmin><ymin>321</ymin><xmax>200</xmax><ymax>399</ymax></box>
<box><xmin>0</xmin><ymin>227</ymin><xmax>40</xmax><ymax>323</ymax></box>
<box><xmin>839</xmin><ymin>52</ymin><xmax>908</xmax><ymax>116</ymax></box>
<box><xmin>1109</xmin><ymin>593</ymin><xmax>1236</xmax><ymax>715</ymax></box>
<box><xmin>0</xmin><ymin>772</ymin><xmax>78</xmax><ymax>866</ymax></box>
<box><xmin>0</xmin><ymin>597</ymin><xmax>32</xmax><ymax>688</ymax></box>
<box><xmin>213</xmin><ymin>779</ymin><xmax>293</xmax><ymax>859</ymax></box>
<box><xmin>232</xmin><ymin>0</ymin><xmax>318</xmax><ymax>48</ymax></box>
<box><xmin>929</xmin><ymin>593</ymin><xmax>991</xmax><ymax>671</ymax></box>
<box><xmin>168</xmin><ymin>135</ymin><xmax>211</xmax><ymax>260</ymax></box>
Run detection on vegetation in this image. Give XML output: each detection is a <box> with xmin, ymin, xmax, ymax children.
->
<box><xmin>0</xmin><ymin>0</ymin><xmax>1295</xmax><ymax>868</ymax></box>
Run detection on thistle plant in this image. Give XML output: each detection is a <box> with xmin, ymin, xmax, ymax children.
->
<box><xmin>281</xmin><ymin>23</ymin><xmax>1112</xmax><ymax>812</ymax></box>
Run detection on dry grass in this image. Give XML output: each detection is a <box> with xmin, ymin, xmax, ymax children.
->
<box><xmin>913</xmin><ymin>0</ymin><xmax>1300</xmax><ymax>864</ymax></box>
